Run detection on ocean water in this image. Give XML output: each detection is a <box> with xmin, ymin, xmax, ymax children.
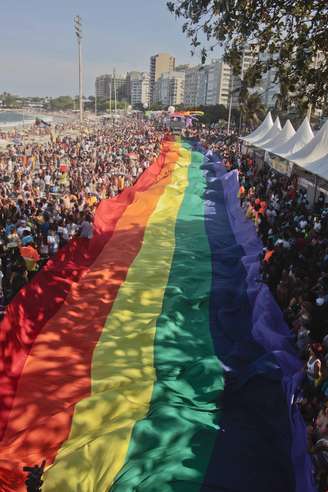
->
<box><xmin>0</xmin><ymin>111</ymin><xmax>35</xmax><ymax>124</ymax></box>
<box><xmin>0</xmin><ymin>111</ymin><xmax>35</xmax><ymax>127</ymax></box>
<box><xmin>0</xmin><ymin>111</ymin><xmax>52</xmax><ymax>129</ymax></box>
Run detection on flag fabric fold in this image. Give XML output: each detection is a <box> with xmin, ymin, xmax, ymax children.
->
<box><xmin>0</xmin><ymin>139</ymin><xmax>314</xmax><ymax>492</ymax></box>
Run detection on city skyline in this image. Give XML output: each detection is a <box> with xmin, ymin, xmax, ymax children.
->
<box><xmin>0</xmin><ymin>0</ymin><xmax>208</xmax><ymax>97</ymax></box>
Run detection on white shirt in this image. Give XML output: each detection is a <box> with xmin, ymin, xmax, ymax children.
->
<box><xmin>275</xmin><ymin>238</ymin><xmax>290</xmax><ymax>249</ymax></box>
<box><xmin>80</xmin><ymin>221</ymin><xmax>93</xmax><ymax>239</ymax></box>
<box><xmin>17</xmin><ymin>225</ymin><xmax>32</xmax><ymax>236</ymax></box>
<box><xmin>47</xmin><ymin>234</ymin><xmax>60</xmax><ymax>252</ymax></box>
<box><xmin>57</xmin><ymin>226</ymin><xmax>69</xmax><ymax>241</ymax></box>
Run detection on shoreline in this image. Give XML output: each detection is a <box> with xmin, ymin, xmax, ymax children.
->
<box><xmin>0</xmin><ymin>112</ymin><xmax>53</xmax><ymax>130</ymax></box>
<box><xmin>0</xmin><ymin>113</ymin><xmax>96</xmax><ymax>148</ymax></box>
<box><xmin>0</xmin><ymin>109</ymin><xmax>78</xmax><ymax>130</ymax></box>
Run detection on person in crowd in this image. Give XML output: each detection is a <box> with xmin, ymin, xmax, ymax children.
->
<box><xmin>0</xmin><ymin>118</ymin><xmax>163</xmax><ymax>305</ymax></box>
<box><xmin>2</xmin><ymin>119</ymin><xmax>328</xmax><ymax>490</ymax></box>
<box><xmin>79</xmin><ymin>213</ymin><xmax>94</xmax><ymax>240</ymax></box>
<box><xmin>187</xmin><ymin>125</ymin><xmax>328</xmax><ymax>491</ymax></box>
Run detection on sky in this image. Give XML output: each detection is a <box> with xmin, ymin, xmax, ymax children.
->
<box><xmin>0</xmin><ymin>0</ymin><xmax>213</xmax><ymax>97</ymax></box>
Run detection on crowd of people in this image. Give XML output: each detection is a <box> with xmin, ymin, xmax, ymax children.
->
<box><xmin>0</xmin><ymin>118</ymin><xmax>327</xmax><ymax>488</ymax></box>
<box><xmin>0</xmin><ymin>118</ymin><xmax>162</xmax><ymax>309</ymax></box>
<box><xmin>240</xmin><ymin>162</ymin><xmax>328</xmax><ymax>489</ymax></box>
<box><xmin>0</xmin><ymin>117</ymin><xmax>56</xmax><ymax>146</ymax></box>
<box><xmin>199</xmin><ymin>129</ymin><xmax>328</xmax><ymax>491</ymax></box>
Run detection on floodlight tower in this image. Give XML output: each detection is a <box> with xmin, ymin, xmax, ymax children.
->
<box><xmin>74</xmin><ymin>15</ymin><xmax>83</xmax><ymax>123</ymax></box>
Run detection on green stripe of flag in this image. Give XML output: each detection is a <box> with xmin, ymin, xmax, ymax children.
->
<box><xmin>110</xmin><ymin>146</ymin><xmax>224</xmax><ymax>492</ymax></box>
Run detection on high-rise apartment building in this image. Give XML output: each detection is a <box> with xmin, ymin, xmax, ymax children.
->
<box><xmin>153</xmin><ymin>71</ymin><xmax>185</xmax><ymax>106</ymax></box>
<box><xmin>130</xmin><ymin>72</ymin><xmax>150</xmax><ymax>107</ymax></box>
<box><xmin>149</xmin><ymin>53</ymin><xmax>176</xmax><ymax>103</ymax></box>
<box><xmin>205</xmin><ymin>61</ymin><xmax>232</xmax><ymax>106</ymax></box>
<box><xmin>232</xmin><ymin>46</ymin><xmax>259</xmax><ymax>107</ymax></box>
<box><xmin>113</xmin><ymin>73</ymin><xmax>128</xmax><ymax>101</ymax></box>
<box><xmin>183</xmin><ymin>48</ymin><xmax>280</xmax><ymax>110</ymax></box>
<box><xmin>259</xmin><ymin>67</ymin><xmax>279</xmax><ymax>108</ymax></box>
<box><xmin>184</xmin><ymin>60</ymin><xmax>232</xmax><ymax>107</ymax></box>
<box><xmin>95</xmin><ymin>74</ymin><xmax>112</xmax><ymax>100</ymax></box>
<box><xmin>153</xmin><ymin>73</ymin><xmax>170</xmax><ymax>106</ymax></box>
<box><xmin>170</xmin><ymin>72</ymin><xmax>185</xmax><ymax>106</ymax></box>
<box><xmin>231</xmin><ymin>47</ymin><xmax>280</xmax><ymax>108</ymax></box>
<box><xmin>184</xmin><ymin>66</ymin><xmax>200</xmax><ymax>106</ymax></box>
<box><xmin>126</xmin><ymin>71</ymin><xmax>142</xmax><ymax>103</ymax></box>
<box><xmin>95</xmin><ymin>73</ymin><xmax>128</xmax><ymax>101</ymax></box>
<box><xmin>175</xmin><ymin>64</ymin><xmax>192</xmax><ymax>73</ymax></box>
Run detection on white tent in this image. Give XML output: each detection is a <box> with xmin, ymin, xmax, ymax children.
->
<box><xmin>240</xmin><ymin>112</ymin><xmax>273</xmax><ymax>143</ymax></box>
<box><xmin>287</xmin><ymin>120</ymin><xmax>328</xmax><ymax>167</ymax></box>
<box><xmin>271</xmin><ymin>117</ymin><xmax>314</xmax><ymax>158</ymax></box>
<box><xmin>302</xmin><ymin>156</ymin><xmax>328</xmax><ymax>181</ymax></box>
<box><xmin>253</xmin><ymin>117</ymin><xmax>282</xmax><ymax>148</ymax></box>
<box><xmin>261</xmin><ymin>120</ymin><xmax>295</xmax><ymax>152</ymax></box>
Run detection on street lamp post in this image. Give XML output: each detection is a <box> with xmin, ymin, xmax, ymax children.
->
<box><xmin>113</xmin><ymin>68</ymin><xmax>117</xmax><ymax>113</ymax></box>
<box><xmin>239</xmin><ymin>51</ymin><xmax>245</xmax><ymax>134</ymax></box>
<box><xmin>227</xmin><ymin>76</ymin><xmax>234</xmax><ymax>135</ymax></box>
<box><xmin>74</xmin><ymin>15</ymin><xmax>83</xmax><ymax>124</ymax></box>
<box><xmin>109</xmin><ymin>78</ymin><xmax>112</xmax><ymax>115</ymax></box>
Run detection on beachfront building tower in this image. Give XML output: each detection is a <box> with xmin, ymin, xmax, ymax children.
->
<box><xmin>153</xmin><ymin>71</ymin><xmax>185</xmax><ymax>106</ymax></box>
<box><xmin>149</xmin><ymin>53</ymin><xmax>175</xmax><ymax>104</ymax></box>
<box><xmin>126</xmin><ymin>71</ymin><xmax>142</xmax><ymax>103</ymax></box>
<box><xmin>130</xmin><ymin>72</ymin><xmax>150</xmax><ymax>108</ymax></box>
<box><xmin>95</xmin><ymin>73</ymin><xmax>128</xmax><ymax>102</ymax></box>
<box><xmin>95</xmin><ymin>74</ymin><xmax>111</xmax><ymax>100</ymax></box>
<box><xmin>184</xmin><ymin>60</ymin><xmax>232</xmax><ymax>107</ymax></box>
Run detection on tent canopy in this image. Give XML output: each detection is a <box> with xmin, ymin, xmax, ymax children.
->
<box><xmin>261</xmin><ymin>120</ymin><xmax>295</xmax><ymax>152</ymax></box>
<box><xmin>271</xmin><ymin>117</ymin><xmax>314</xmax><ymax>158</ymax></box>
<box><xmin>240</xmin><ymin>112</ymin><xmax>273</xmax><ymax>143</ymax></box>
<box><xmin>288</xmin><ymin>120</ymin><xmax>328</xmax><ymax>166</ymax></box>
<box><xmin>302</xmin><ymin>155</ymin><xmax>328</xmax><ymax>181</ymax></box>
<box><xmin>253</xmin><ymin>117</ymin><xmax>282</xmax><ymax>148</ymax></box>
<box><xmin>242</xmin><ymin>114</ymin><xmax>328</xmax><ymax>183</ymax></box>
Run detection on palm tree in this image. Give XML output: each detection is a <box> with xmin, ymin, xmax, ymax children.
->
<box><xmin>240</xmin><ymin>91</ymin><xmax>266</xmax><ymax>130</ymax></box>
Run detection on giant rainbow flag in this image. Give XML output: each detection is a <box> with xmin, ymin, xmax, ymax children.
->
<box><xmin>0</xmin><ymin>140</ymin><xmax>315</xmax><ymax>491</ymax></box>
